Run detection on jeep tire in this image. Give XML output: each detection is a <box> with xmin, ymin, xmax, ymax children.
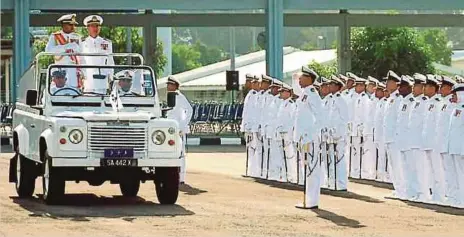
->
<box><xmin>15</xmin><ymin>153</ymin><xmax>36</xmax><ymax>198</ymax></box>
<box><xmin>155</xmin><ymin>167</ymin><xmax>179</xmax><ymax>204</ymax></box>
<box><xmin>42</xmin><ymin>151</ymin><xmax>65</xmax><ymax>205</ymax></box>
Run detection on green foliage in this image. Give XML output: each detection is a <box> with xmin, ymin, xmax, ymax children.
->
<box><xmin>420</xmin><ymin>29</ymin><xmax>452</xmax><ymax>66</ymax></box>
<box><xmin>308</xmin><ymin>60</ymin><xmax>338</xmax><ymax>78</ymax></box>
<box><xmin>351</xmin><ymin>27</ymin><xmax>436</xmax><ymax>78</ymax></box>
<box><xmin>191</xmin><ymin>41</ymin><xmax>227</xmax><ymax>66</ymax></box>
<box><xmin>172</xmin><ymin>44</ymin><xmax>202</xmax><ymax>74</ymax></box>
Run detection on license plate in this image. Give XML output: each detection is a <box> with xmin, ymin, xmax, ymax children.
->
<box><xmin>104</xmin><ymin>148</ymin><xmax>134</xmax><ymax>158</ymax></box>
<box><xmin>100</xmin><ymin>158</ymin><xmax>138</xmax><ymax>167</ymax></box>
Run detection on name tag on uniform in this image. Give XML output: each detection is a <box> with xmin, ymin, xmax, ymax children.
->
<box><xmin>455</xmin><ymin>110</ymin><xmax>462</xmax><ymax>117</ymax></box>
<box><xmin>442</xmin><ymin>104</ymin><xmax>447</xmax><ymax>111</ymax></box>
<box><xmin>428</xmin><ymin>104</ymin><xmax>434</xmax><ymax>111</ymax></box>
<box><xmin>415</xmin><ymin>102</ymin><xmax>420</xmax><ymax>108</ymax></box>
<box><xmin>402</xmin><ymin>104</ymin><xmax>407</xmax><ymax>111</ymax></box>
<box><xmin>101</xmin><ymin>43</ymin><xmax>108</xmax><ymax>50</ymax></box>
<box><xmin>302</xmin><ymin>95</ymin><xmax>308</xmax><ymax>102</ymax></box>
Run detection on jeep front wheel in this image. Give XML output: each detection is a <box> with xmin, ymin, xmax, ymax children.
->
<box><xmin>42</xmin><ymin>151</ymin><xmax>65</xmax><ymax>205</ymax></box>
<box><xmin>15</xmin><ymin>153</ymin><xmax>36</xmax><ymax>198</ymax></box>
<box><xmin>155</xmin><ymin>167</ymin><xmax>179</xmax><ymax>204</ymax></box>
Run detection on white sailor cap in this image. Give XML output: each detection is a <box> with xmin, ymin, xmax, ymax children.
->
<box><xmin>57</xmin><ymin>14</ymin><xmax>78</xmax><ymax>25</ymax></box>
<box><xmin>278</xmin><ymin>83</ymin><xmax>292</xmax><ymax>92</ymax></box>
<box><xmin>355</xmin><ymin>76</ymin><xmax>367</xmax><ymax>84</ymax></box>
<box><xmin>115</xmin><ymin>70</ymin><xmax>134</xmax><ymax>80</ymax></box>
<box><xmin>451</xmin><ymin>83</ymin><xmax>464</xmax><ymax>93</ymax></box>
<box><xmin>251</xmin><ymin>75</ymin><xmax>260</xmax><ymax>82</ymax></box>
<box><xmin>330</xmin><ymin>75</ymin><xmax>345</xmax><ymax>87</ymax></box>
<box><xmin>346</xmin><ymin>72</ymin><xmax>358</xmax><ymax>81</ymax></box>
<box><xmin>454</xmin><ymin>75</ymin><xmax>464</xmax><ymax>83</ymax></box>
<box><xmin>400</xmin><ymin>75</ymin><xmax>414</xmax><ymax>86</ymax></box>
<box><xmin>377</xmin><ymin>82</ymin><xmax>386</xmax><ymax>89</ymax></box>
<box><xmin>270</xmin><ymin>78</ymin><xmax>283</xmax><ymax>87</ymax></box>
<box><xmin>413</xmin><ymin>73</ymin><xmax>426</xmax><ymax>84</ymax></box>
<box><xmin>441</xmin><ymin>75</ymin><xmax>457</xmax><ymax>87</ymax></box>
<box><xmin>51</xmin><ymin>69</ymin><xmax>67</xmax><ymax>78</ymax></box>
<box><xmin>167</xmin><ymin>75</ymin><xmax>180</xmax><ymax>86</ymax></box>
<box><xmin>367</xmin><ymin>76</ymin><xmax>380</xmax><ymax>86</ymax></box>
<box><xmin>83</xmin><ymin>15</ymin><xmax>103</xmax><ymax>26</ymax></box>
<box><xmin>426</xmin><ymin>74</ymin><xmax>440</xmax><ymax>86</ymax></box>
<box><xmin>320</xmin><ymin>76</ymin><xmax>330</xmax><ymax>85</ymax></box>
<box><xmin>245</xmin><ymin>73</ymin><xmax>255</xmax><ymax>81</ymax></box>
<box><xmin>387</xmin><ymin>70</ymin><xmax>401</xmax><ymax>82</ymax></box>
<box><xmin>261</xmin><ymin>74</ymin><xmax>273</xmax><ymax>83</ymax></box>
<box><xmin>301</xmin><ymin>66</ymin><xmax>319</xmax><ymax>79</ymax></box>
<box><xmin>338</xmin><ymin>74</ymin><xmax>348</xmax><ymax>83</ymax></box>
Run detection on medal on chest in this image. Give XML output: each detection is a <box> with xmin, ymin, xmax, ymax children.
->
<box><xmin>301</xmin><ymin>95</ymin><xmax>308</xmax><ymax>102</ymax></box>
<box><xmin>455</xmin><ymin>110</ymin><xmax>462</xmax><ymax>117</ymax></box>
<box><xmin>101</xmin><ymin>43</ymin><xmax>108</xmax><ymax>50</ymax></box>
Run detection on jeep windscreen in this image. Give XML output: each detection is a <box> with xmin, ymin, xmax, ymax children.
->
<box><xmin>47</xmin><ymin>65</ymin><xmax>156</xmax><ymax>98</ymax></box>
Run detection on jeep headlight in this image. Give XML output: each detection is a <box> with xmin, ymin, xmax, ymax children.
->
<box><xmin>68</xmin><ymin>129</ymin><xmax>83</xmax><ymax>144</ymax></box>
<box><xmin>152</xmin><ymin>130</ymin><xmax>166</xmax><ymax>145</ymax></box>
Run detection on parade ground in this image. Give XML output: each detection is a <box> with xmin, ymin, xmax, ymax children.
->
<box><xmin>1</xmin><ymin>145</ymin><xmax>463</xmax><ymax>237</ymax></box>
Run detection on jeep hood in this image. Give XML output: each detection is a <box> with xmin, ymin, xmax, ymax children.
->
<box><xmin>54</xmin><ymin>111</ymin><xmax>153</xmax><ymax>121</ymax></box>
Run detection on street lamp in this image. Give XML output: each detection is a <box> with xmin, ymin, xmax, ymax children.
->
<box><xmin>318</xmin><ymin>35</ymin><xmax>327</xmax><ymax>50</ymax></box>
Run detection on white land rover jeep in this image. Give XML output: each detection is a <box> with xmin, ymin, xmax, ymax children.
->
<box><xmin>9</xmin><ymin>52</ymin><xmax>182</xmax><ymax>205</ymax></box>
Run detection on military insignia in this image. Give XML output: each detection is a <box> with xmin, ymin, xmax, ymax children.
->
<box><xmin>409</xmin><ymin>98</ymin><xmax>414</xmax><ymax>102</ymax></box>
<box><xmin>361</xmin><ymin>93</ymin><xmax>365</xmax><ymax>97</ymax></box>
<box><xmin>395</xmin><ymin>93</ymin><xmax>399</xmax><ymax>97</ymax></box>
<box><xmin>336</xmin><ymin>93</ymin><xmax>340</xmax><ymax>97</ymax></box>
<box><xmin>442</xmin><ymin>104</ymin><xmax>447</xmax><ymax>111</ymax></box>
<box><xmin>252</xmin><ymin>91</ymin><xmax>256</xmax><ymax>94</ymax></box>
<box><xmin>101</xmin><ymin>43</ymin><xmax>108</xmax><ymax>50</ymax></box>
<box><xmin>422</xmin><ymin>97</ymin><xmax>427</xmax><ymax>101</ymax></box>
<box><xmin>428</xmin><ymin>104</ymin><xmax>434</xmax><ymax>111</ymax></box>
<box><xmin>402</xmin><ymin>104</ymin><xmax>407</xmax><ymax>111</ymax></box>
<box><xmin>70</xmin><ymin>38</ymin><xmax>78</xmax><ymax>43</ymax></box>
<box><xmin>302</xmin><ymin>95</ymin><xmax>308</xmax><ymax>102</ymax></box>
<box><xmin>310</xmin><ymin>88</ymin><xmax>315</xmax><ymax>92</ymax></box>
<box><xmin>455</xmin><ymin>110</ymin><xmax>462</xmax><ymax>117</ymax></box>
<box><xmin>414</xmin><ymin>102</ymin><xmax>420</xmax><ymax>108</ymax></box>
<box><xmin>435</xmin><ymin>97</ymin><xmax>441</xmax><ymax>101</ymax></box>
<box><xmin>358</xmin><ymin>99</ymin><xmax>361</xmax><ymax>104</ymax></box>
<box><xmin>390</xmin><ymin>99</ymin><xmax>394</xmax><ymax>104</ymax></box>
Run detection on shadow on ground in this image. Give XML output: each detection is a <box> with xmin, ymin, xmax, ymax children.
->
<box><xmin>180</xmin><ymin>183</ymin><xmax>208</xmax><ymax>195</ymax></box>
<box><xmin>384</xmin><ymin>197</ymin><xmax>464</xmax><ymax>216</ymax></box>
<box><xmin>11</xmin><ymin>194</ymin><xmax>194</xmax><ymax>221</ymax></box>
<box><xmin>312</xmin><ymin>208</ymin><xmax>366</xmax><ymax>228</ymax></box>
<box><xmin>349</xmin><ymin>178</ymin><xmax>394</xmax><ymax>190</ymax></box>
<box><xmin>252</xmin><ymin>178</ymin><xmax>383</xmax><ymax>203</ymax></box>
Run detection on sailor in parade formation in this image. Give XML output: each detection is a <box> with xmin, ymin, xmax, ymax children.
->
<box><xmin>241</xmin><ymin>67</ymin><xmax>464</xmax><ymax>209</ymax></box>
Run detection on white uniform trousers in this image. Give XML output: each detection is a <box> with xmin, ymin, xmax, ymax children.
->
<box><xmin>320</xmin><ymin>141</ymin><xmax>329</xmax><ymax>188</ymax></box>
<box><xmin>250</xmin><ymin>132</ymin><xmax>263</xmax><ymax>178</ymax></box>
<box><xmin>180</xmin><ymin>133</ymin><xmax>187</xmax><ymax>183</ymax></box>
<box><xmin>349</xmin><ymin>136</ymin><xmax>361</xmax><ymax>178</ymax></box>
<box><xmin>245</xmin><ymin>133</ymin><xmax>255</xmax><ymax>177</ymax></box>
<box><xmin>297</xmin><ymin>143</ymin><xmax>305</xmax><ymax>186</ymax></box>
<box><xmin>268</xmin><ymin>137</ymin><xmax>285</xmax><ymax>181</ymax></box>
<box><xmin>304</xmin><ymin>142</ymin><xmax>321</xmax><ymax>208</ymax></box>
<box><xmin>387</xmin><ymin>143</ymin><xmax>406</xmax><ymax>199</ymax></box>
<box><xmin>361</xmin><ymin>135</ymin><xmax>376</xmax><ymax>180</ymax></box>
<box><xmin>283</xmin><ymin>134</ymin><xmax>298</xmax><ymax>184</ymax></box>
<box><xmin>262</xmin><ymin>136</ymin><xmax>270</xmax><ymax>179</ymax></box>
<box><xmin>327</xmin><ymin>141</ymin><xmax>348</xmax><ymax>190</ymax></box>
<box><xmin>415</xmin><ymin>149</ymin><xmax>432</xmax><ymax>202</ymax></box>
<box><xmin>429</xmin><ymin>150</ymin><xmax>446</xmax><ymax>204</ymax></box>
<box><xmin>441</xmin><ymin>153</ymin><xmax>460</xmax><ymax>207</ymax></box>
<box><xmin>345</xmin><ymin>136</ymin><xmax>352</xmax><ymax>175</ymax></box>
<box><xmin>404</xmin><ymin>149</ymin><xmax>420</xmax><ymax>200</ymax></box>
<box><xmin>375</xmin><ymin>142</ymin><xmax>388</xmax><ymax>182</ymax></box>
<box><xmin>452</xmin><ymin>155</ymin><xmax>464</xmax><ymax>207</ymax></box>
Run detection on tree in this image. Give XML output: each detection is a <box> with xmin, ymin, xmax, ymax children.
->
<box><xmin>420</xmin><ymin>29</ymin><xmax>452</xmax><ymax>66</ymax></box>
<box><xmin>308</xmin><ymin>60</ymin><xmax>338</xmax><ymax>78</ymax></box>
<box><xmin>191</xmin><ymin>41</ymin><xmax>227</xmax><ymax>66</ymax></box>
<box><xmin>171</xmin><ymin>43</ymin><xmax>202</xmax><ymax>74</ymax></box>
<box><xmin>351</xmin><ymin>27</ymin><xmax>435</xmax><ymax>78</ymax></box>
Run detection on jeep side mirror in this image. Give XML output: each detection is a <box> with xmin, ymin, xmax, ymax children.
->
<box><xmin>167</xmin><ymin>91</ymin><xmax>176</xmax><ymax>108</ymax></box>
<box><xmin>25</xmin><ymin>90</ymin><xmax>38</xmax><ymax>106</ymax></box>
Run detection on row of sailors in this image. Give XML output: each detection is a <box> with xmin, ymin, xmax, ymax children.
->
<box><xmin>241</xmin><ymin>67</ymin><xmax>464</xmax><ymax>209</ymax></box>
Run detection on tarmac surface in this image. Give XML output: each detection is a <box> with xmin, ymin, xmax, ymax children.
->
<box><xmin>1</xmin><ymin>145</ymin><xmax>463</xmax><ymax>237</ymax></box>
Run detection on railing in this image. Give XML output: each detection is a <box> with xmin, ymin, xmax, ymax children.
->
<box><xmin>0</xmin><ymin>103</ymin><xmax>14</xmax><ymax>138</ymax></box>
<box><xmin>189</xmin><ymin>102</ymin><xmax>244</xmax><ymax>136</ymax></box>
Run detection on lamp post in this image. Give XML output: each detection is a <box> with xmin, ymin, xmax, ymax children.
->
<box><xmin>318</xmin><ymin>35</ymin><xmax>327</xmax><ymax>50</ymax></box>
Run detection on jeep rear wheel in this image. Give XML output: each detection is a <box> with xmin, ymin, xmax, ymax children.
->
<box><xmin>42</xmin><ymin>151</ymin><xmax>65</xmax><ymax>205</ymax></box>
<box><xmin>119</xmin><ymin>179</ymin><xmax>140</xmax><ymax>197</ymax></box>
<box><xmin>15</xmin><ymin>153</ymin><xmax>36</xmax><ymax>198</ymax></box>
<box><xmin>155</xmin><ymin>167</ymin><xmax>179</xmax><ymax>204</ymax></box>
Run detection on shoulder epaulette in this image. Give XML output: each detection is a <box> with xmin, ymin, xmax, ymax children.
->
<box><xmin>52</xmin><ymin>31</ymin><xmax>61</xmax><ymax>35</ymax></box>
<box><xmin>409</xmin><ymin>97</ymin><xmax>414</xmax><ymax>102</ymax></box>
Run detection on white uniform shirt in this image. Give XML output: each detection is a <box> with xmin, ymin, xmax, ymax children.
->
<box><xmin>395</xmin><ymin>93</ymin><xmax>415</xmax><ymax>151</ymax></box>
<box><xmin>240</xmin><ymin>89</ymin><xmax>257</xmax><ymax>132</ymax></box>
<box><xmin>434</xmin><ymin>95</ymin><xmax>455</xmax><ymax>153</ymax></box>
<box><xmin>275</xmin><ymin>98</ymin><xmax>296</xmax><ymax>135</ymax></box>
<box><xmin>373</xmin><ymin>97</ymin><xmax>387</xmax><ymax>144</ymax></box>
<box><xmin>448</xmin><ymin>103</ymin><xmax>464</xmax><ymax>155</ymax></box>
<box><xmin>422</xmin><ymin>94</ymin><xmax>442</xmax><ymax>150</ymax></box>
<box><xmin>166</xmin><ymin>91</ymin><xmax>193</xmax><ymax>134</ymax></box>
<box><xmin>351</xmin><ymin>92</ymin><xmax>370</xmax><ymax>136</ymax></box>
<box><xmin>383</xmin><ymin>90</ymin><xmax>402</xmax><ymax>144</ymax></box>
<box><xmin>81</xmin><ymin>36</ymin><xmax>115</xmax><ymax>93</ymax></box>
<box><xmin>45</xmin><ymin>30</ymin><xmax>83</xmax><ymax>64</ymax></box>
<box><xmin>264</xmin><ymin>95</ymin><xmax>282</xmax><ymax>139</ymax></box>
<box><xmin>328</xmin><ymin>92</ymin><xmax>349</xmax><ymax>140</ymax></box>
<box><xmin>408</xmin><ymin>94</ymin><xmax>428</xmax><ymax>149</ymax></box>
<box><xmin>293</xmin><ymin>85</ymin><xmax>323</xmax><ymax>144</ymax></box>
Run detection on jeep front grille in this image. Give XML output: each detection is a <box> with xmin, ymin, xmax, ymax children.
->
<box><xmin>87</xmin><ymin>123</ymin><xmax>147</xmax><ymax>158</ymax></box>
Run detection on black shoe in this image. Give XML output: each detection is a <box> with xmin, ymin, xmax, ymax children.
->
<box><xmin>309</xmin><ymin>206</ymin><xmax>319</xmax><ymax>209</ymax></box>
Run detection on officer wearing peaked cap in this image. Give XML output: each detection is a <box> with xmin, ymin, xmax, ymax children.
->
<box><xmin>373</xmin><ymin>80</ymin><xmax>388</xmax><ymax>182</ymax></box>
<box><xmin>412</xmin><ymin>73</ymin><xmax>426</xmax><ymax>98</ymax></box>
<box><xmin>166</xmin><ymin>75</ymin><xmax>193</xmax><ymax>184</ymax></box>
<box><xmin>447</xmin><ymin>83</ymin><xmax>464</xmax><ymax>207</ymax></box>
<box><xmin>255</xmin><ymin>74</ymin><xmax>274</xmax><ymax>178</ymax></box>
<box><xmin>45</xmin><ymin>14</ymin><xmax>83</xmax><ymax>89</ymax></box>
<box><xmin>440</xmin><ymin>75</ymin><xmax>457</xmax><ymax>99</ymax></box>
<box><xmin>244</xmin><ymin>73</ymin><xmax>255</xmax><ymax>93</ymax></box>
<box><xmin>82</xmin><ymin>15</ymin><xmax>115</xmax><ymax>94</ymax></box>
<box><xmin>366</xmin><ymin>76</ymin><xmax>379</xmax><ymax>97</ymax></box>
<box><xmin>294</xmin><ymin>66</ymin><xmax>323</xmax><ymax>209</ymax></box>
<box><xmin>454</xmin><ymin>75</ymin><xmax>464</xmax><ymax>83</ymax></box>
